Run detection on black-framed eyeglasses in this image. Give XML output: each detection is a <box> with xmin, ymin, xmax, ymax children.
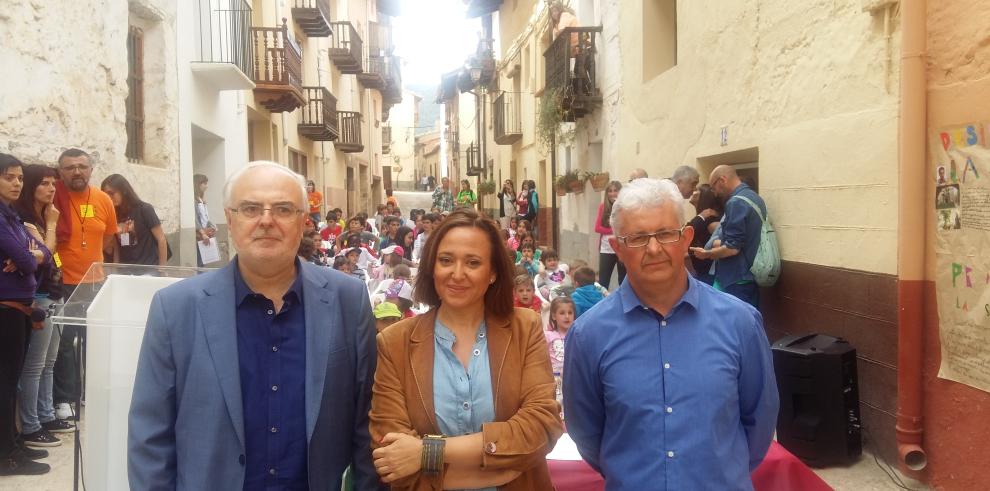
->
<box><xmin>228</xmin><ymin>203</ymin><xmax>302</xmax><ymax>221</ymax></box>
<box><xmin>616</xmin><ymin>227</ymin><xmax>685</xmax><ymax>248</ymax></box>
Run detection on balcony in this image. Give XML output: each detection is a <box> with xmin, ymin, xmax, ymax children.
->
<box><xmin>368</xmin><ymin>21</ymin><xmax>393</xmax><ymax>57</ymax></box>
<box><xmin>329</xmin><ymin>21</ymin><xmax>362</xmax><ymax>74</ymax></box>
<box><xmin>251</xmin><ymin>20</ymin><xmax>304</xmax><ymax>112</ymax></box>
<box><xmin>191</xmin><ymin>0</ymin><xmax>254</xmax><ymax>90</ymax></box>
<box><xmin>336</xmin><ymin>111</ymin><xmax>364</xmax><ymax>153</ymax></box>
<box><xmin>357</xmin><ymin>56</ymin><xmax>387</xmax><ymax>89</ymax></box>
<box><xmin>291</xmin><ymin>0</ymin><xmax>332</xmax><ymax>37</ymax></box>
<box><xmin>382</xmin><ymin>55</ymin><xmax>403</xmax><ymax>105</ymax></box>
<box><xmin>381</xmin><ymin>125</ymin><xmax>391</xmax><ymax>154</ymax></box>
<box><xmin>298</xmin><ymin>87</ymin><xmax>338</xmax><ymax>141</ymax></box>
<box><xmin>543</xmin><ymin>26</ymin><xmax>603</xmax><ymax>122</ymax></box>
<box><xmin>493</xmin><ymin>91</ymin><xmax>522</xmax><ymax>145</ymax></box>
<box><xmin>465</xmin><ymin>142</ymin><xmax>482</xmax><ymax>177</ymax></box>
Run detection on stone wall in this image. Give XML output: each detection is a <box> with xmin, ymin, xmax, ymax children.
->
<box><xmin>1</xmin><ymin>0</ymin><xmax>180</xmax><ymax>236</ymax></box>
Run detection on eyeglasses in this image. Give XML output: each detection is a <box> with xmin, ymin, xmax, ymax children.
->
<box><xmin>60</xmin><ymin>165</ymin><xmax>92</xmax><ymax>173</ymax></box>
<box><xmin>228</xmin><ymin>203</ymin><xmax>302</xmax><ymax>221</ymax></box>
<box><xmin>617</xmin><ymin>227</ymin><xmax>685</xmax><ymax>248</ymax></box>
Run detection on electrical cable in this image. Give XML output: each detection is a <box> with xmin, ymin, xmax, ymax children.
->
<box><xmin>862</xmin><ymin>425</ymin><xmax>920</xmax><ymax>491</ymax></box>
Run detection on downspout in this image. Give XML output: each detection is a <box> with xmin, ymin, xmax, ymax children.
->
<box><xmin>896</xmin><ymin>0</ymin><xmax>928</xmax><ymax>473</ymax></box>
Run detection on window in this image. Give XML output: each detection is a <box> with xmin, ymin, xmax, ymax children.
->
<box><xmin>126</xmin><ymin>27</ymin><xmax>145</xmax><ymax>161</ymax></box>
<box><xmin>643</xmin><ymin>0</ymin><xmax>677</xmax><ymax>81</ymax></box>
<box><xmin>289</xmin><ymin>149</ymin><xmax>308</xmax><ymax>177</ymax></box>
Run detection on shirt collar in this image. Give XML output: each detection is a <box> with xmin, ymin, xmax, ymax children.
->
<box><xmin>232</xmin><ymin>256</ymin><xmax>304</xmax><ymax>307</ymax></box>
<box><xmin>434</xmin><ymin>317</ymin><xmax>487</xmax><ymax>346</ymax></box>
<box><xmin>730</xmin><ymin>182</ymin><xmax>751</xmax><ymax>198</ymax></box>
<box><xmin>618</xmin><ymin>275</ymin><xmax>701</xmax><ymax>317</ymax></box>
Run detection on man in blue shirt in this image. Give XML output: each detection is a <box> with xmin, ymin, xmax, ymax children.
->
<box><xmin>563</xmin><ymin>178</ymin><xmax>778</xmax><ymax>491</ymax></box>
<box><xmin>691</xmin><ymin>165</ymin><xmax>766</xmax><ymax>308</ymax></box>
<box><xmin>128</xmin><ymin>162</ymin><xmax>383</xmax><ymax>490</ymax></box>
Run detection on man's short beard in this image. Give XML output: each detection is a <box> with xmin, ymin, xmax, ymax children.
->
<box><xmin>66</xmin><ymin>178</ymin><xmax>88</xmax><ymax>192</ymax></box>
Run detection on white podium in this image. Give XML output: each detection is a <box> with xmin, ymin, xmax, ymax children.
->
<box><xmin>54</xmin><ymin>264</ymin><xmax>212</xmax><ymax>491</ymax></box>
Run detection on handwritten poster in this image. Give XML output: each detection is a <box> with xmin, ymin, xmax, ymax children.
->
<box><xmin>933</xmin><ymin>122</ymin><xmax>990</xmax><ymax>393</ymax></box>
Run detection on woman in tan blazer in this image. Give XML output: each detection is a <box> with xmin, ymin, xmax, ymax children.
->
<box><xmin>370</xmin><ymin>209</ymin><xmax>562</xmax><ymax>490</ymax></box>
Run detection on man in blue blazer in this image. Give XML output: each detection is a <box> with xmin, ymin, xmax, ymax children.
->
<box><xmin>128</xmin><ymin>162</ymin><xmax>383</xmax><ymax>490</ymax></box>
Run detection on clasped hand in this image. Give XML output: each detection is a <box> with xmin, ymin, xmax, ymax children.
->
<box><xmin>372</xmin><ymin>432</ymin><xmax>424</xmax><ymax>483</ymax></box>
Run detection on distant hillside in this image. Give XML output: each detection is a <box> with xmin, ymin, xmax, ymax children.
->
<box><xmin>406</xmin><ymin>82</ymin><xmax>441</xmax><ymax>136</ymax></box>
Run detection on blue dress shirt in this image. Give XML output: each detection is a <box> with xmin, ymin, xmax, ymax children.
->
<box><xmin>433</xmin><ymin>318</ymin><xmax>496</xmax><ymax>491</ymax></box>
<box><xmin>715</xmin><ymin>183</ymin><xmax>766</xmax><ymax>287</ymax></box>
<box><xmin>234</xmin><ymin>261</ymin><xmax>308</xmax><ymax>490</ymax></box>
<box><xmin>563</xmin><ymin>277</ymin><xmax>779</xmax><ymax>491</ymax></box>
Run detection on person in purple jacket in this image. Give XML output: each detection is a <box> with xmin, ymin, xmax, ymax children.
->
<box><xmin>0</xmin><ymin>153</ymin><xmax>52</xmax><ymax>476</ymax></box>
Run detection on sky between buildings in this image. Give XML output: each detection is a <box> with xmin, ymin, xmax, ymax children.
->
<box><xmin>393</xmin><ymin>0</ymin><xmax>483</xmax><ymax>87</ymax></box>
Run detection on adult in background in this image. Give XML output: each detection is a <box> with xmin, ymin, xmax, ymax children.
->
<box><xmin>497</xmin><ymin>179</ymin><xmax>516</xmax><ymax>230</ymax></box>
<box><xmin>691</xmin><ymin>165</ymin><xmax>767</xmax><ymax>308</ymax></box>
<box><xmin>594</xmin><ymin>180</ymin><xmax>624</xmax><ymax>288</ymax></box>
<box><xmin>101</xmin><ymin>174</ymin><xmax>168</xmax><ymax>266</ymax></box>
<box><xmin>15</xmin><ymin>164</ymin><xmax>74</xmax><ymax>450</ymax></box>
<box><xmin>194</xmin><ymin>173</ymin><xmax>216</xmax><ymax>267</ymax></box>
<box><xmin>128</xmin><ymin>162</ymin><xmax>383</xmax><ymax>490</ymax></box>
<box><xmin>52</xmin><ymin>148</ymin><xmax>118</xmax><ymax>421</ymax></box>
<box><xmin>455</xmin><ymin>179</ymin><xmax>477</xmax><ymax>207</ymax></box>
<box><xmin>306</xmin><ymin>180</ymin><xmax>322</xmax><ymax>224</ymax></box>
<box><xmin>0</xmin><ymin>154</ymin><xmax>52</xmax><ymax>475</ymax></box>
<box><xmin>431</xmin><ymin>177</ymin><xmax>454</xmax><ymax>213</ymax></box>
<box><xmin>687</xmin><ymin>184</ymin><xmax>722</xmax><ymax>285</ymax></box>
<box><xmin>563</xmin><ymin>178</ymin><xmax>777</xmax><ymax>490</ymax></box>
<box><xmin>523</xmin><ymin>180</ymin><xmax>539</xmax><ymax>242</ymax></box>
<box><xmin>627</xmin><ymin>168</ymin><xmax>648</xmax><ymax>182</ymax></box>
<box><xmin>369</xmin><ymin>208</ymin><xmax>562</xmax><ymax>490</ymax></box>
<box><xmin>669</xmin><ymin>165</ymin><xmax>700</xmax><ymax>200</ymax></box>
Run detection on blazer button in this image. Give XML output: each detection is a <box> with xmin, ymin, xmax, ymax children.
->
<box><xmin>485</xmin><ymin>442</ymin><xmax>497</xmax><ymax>454</ymax></box>
<box><xmin>238</xmin><ymin>454</ymin><xmax>245</xmax><ymax>465</ymax></box>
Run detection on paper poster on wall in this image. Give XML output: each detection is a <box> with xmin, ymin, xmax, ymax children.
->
<box><xmin>932</xmin><ymin>122</ymin><xmax>990</xmax><ymax>393</ymax></box>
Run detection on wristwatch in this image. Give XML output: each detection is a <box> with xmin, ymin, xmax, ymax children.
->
<box><xmin>421</xmin><ymin>434</ymin><xmax>446</xmax><ymax>475</ymax></box>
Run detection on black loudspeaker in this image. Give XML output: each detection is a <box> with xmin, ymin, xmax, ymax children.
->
<box><xmin>772</xmin><ymin>334</ymin><xmax>862</xmax><ymax>467</ymax></box>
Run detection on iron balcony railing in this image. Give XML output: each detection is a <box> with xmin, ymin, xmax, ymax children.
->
<box><xmin>193</xmin><ymin>0</ymin><xmax>253</xmax><ymax>77</ymax></box>
<box><xmin>381</xmin><ymin>125</ymin><xmax>391</xmax><ymax>153</ymax></box>
<box><xmin>493</xmin><ymin>91</ymin><xmax>522</xmax><ymax>145</ymax></box>
<box><xmin>298</xmin><ymin>87</ymin><xmax>338</xmax><ymax>141</ymax></box>
<box><xmin>368</xmin><ymin>21</ymin><xmax>393</xmax><ymax>57</ymax></box>
<box><xmin>465</xmin><ymin>142</ymin><xmax>482</xmax><ymax>176</ymax></box>
<box><xmin>543</xmin><ymin>26</ymin><xmax>603</xmax><ymax>121</ymax></box>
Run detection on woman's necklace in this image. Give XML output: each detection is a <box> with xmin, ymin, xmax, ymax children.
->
<box><xmin>71</xmin><ymin>188</ymin><xmax>92</xmax><ymax>249</ymax></box>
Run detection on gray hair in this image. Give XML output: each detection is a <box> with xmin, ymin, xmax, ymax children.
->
<box><xmin>671</xmin><ymin>165</ymin><xmax>699</xmax><ymax>183</ymax></box>
<box><xmin>222</xmin><ymin>161</ymin><xmax>308</xmax><ymax>208</ymax></box>
<box><xmin>610</xmin><ymin>178</ymin><xmax>685</xmax><ymax>235</ymax></box>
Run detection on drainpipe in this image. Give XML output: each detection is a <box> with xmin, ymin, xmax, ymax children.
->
<box><xmin>896</xmin><ymin>0</ymin><xmax>928</xmax><ymax>473</ymax></box>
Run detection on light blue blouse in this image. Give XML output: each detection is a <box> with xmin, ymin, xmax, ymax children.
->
<box><xmin>433</xmin><ymin>318</ymin><xmax>496</xmax><ymax>491</ymax></box>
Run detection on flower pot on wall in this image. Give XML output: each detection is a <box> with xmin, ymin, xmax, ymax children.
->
<box><xmin>590</xmin><ymin>172</ymin><xmax>610</xmax><ymax>192</ymax></box>
<box><xmin>568</xmin><ymin>179</ymin><xmax>586</xmax><ymax>194</ymax></box>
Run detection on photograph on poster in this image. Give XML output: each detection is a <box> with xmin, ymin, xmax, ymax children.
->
<box><xmin>938</xmin><ymin>208</ymin><xmax>962</xmax><ymax>230</ymax></box>
<box><xmin>937</xmin><ymin>184</ymin><xmax>961</xmax><ymax>209</ymax></box>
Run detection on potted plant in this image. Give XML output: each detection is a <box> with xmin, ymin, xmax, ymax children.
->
<box><xmin>555</xmin><ymin>175</ymin><xmax>569</xmax><ymax>196</ymax></box>
<box><xmin>586</xmin><ymin>171</ymin><xmax>610</xmax><ymax>191</ymax></box>
<box><xmin>565</xmin><ymin>170</ymin><xmax>585</xmax><ymax>194</ymax></box>
<box><xmin>478</xmin><ymin>180</ymin><xmax>497</xmax><ymax>195</ymax></box>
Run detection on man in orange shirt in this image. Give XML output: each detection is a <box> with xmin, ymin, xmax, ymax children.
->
<box><xmin>306</xmin><ymin>180</ymin><xmax>323</xmax><ymax>224</ymax></box>
<box><xmin>52</xmin><ymin>148</ymin><xmax>118</xmax><ymax>420</ymax></box>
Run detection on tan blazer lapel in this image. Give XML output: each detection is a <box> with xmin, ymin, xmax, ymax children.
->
<box><xmin>409</xmin><ymin>310</ymin><xmax>440</xmax><ymax>433</ymax></box>
<box><xmin>485</xmin><ymin>313</ymin><xmax>513</xmax><ymax>421</ymax></box>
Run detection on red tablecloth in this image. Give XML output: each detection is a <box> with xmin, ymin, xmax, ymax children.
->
<box><xmin>548</xmin><ymin>441</ymin><xmax>833</xmax><ymax>491</ymax></box>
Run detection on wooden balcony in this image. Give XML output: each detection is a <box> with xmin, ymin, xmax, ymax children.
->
<box><xmin>381</xmin><ymin>125</ymin><xmax>391</xmax><ymax>154</ymax></box>
<box><xmin>493</xmin><ymin>91</ymin><xmax>522</xmax><ymax>145</ymax></box>
<box><xmin>291</xmin><ymin>0</ymin><xmax>331</xmax><ymax>37</ymax></box>
<box><xmin>382</xmin><ymin>55</ymin><xmax>403</xmax><ymax>105</ymax></box>
<box><xmin>543</xmin><ymin>26</ymin><xmax>603</xmax><ymax>122</ymax></box>
<box><xmin>357</xmin><ymin>56</ymin><xmax>387</xmax><ymax>89</ymax></box>
<box><xmin>298</xmin><ymin>87</ymin><xmax>338</xmax><ymax>141</ymax></box>
<box><xmin>368</xmin><ymin>21</ymin><xmax>393</xmax><ymax>57</ymax></box>
<box><xmin>251</xmin><ymin>20</ymin><xmax>304</xmax><ymax>112</ymax></box>
<box><xmin>329</xmin><ymin>21</ymin><xmax>362</xmax><ymax>74</ymax></box>
<box><xmin>336</xmin><ymin>111</ymin><xmax>364</xmax><ymax>153</ymax></box>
